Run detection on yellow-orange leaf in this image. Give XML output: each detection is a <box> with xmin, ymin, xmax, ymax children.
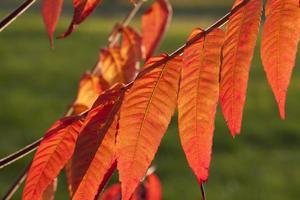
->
<box><xmin>97</xmin><ymin>48</ymin><xmax>127</xmax><ymax>85</ymax></box>
<box><xmin>142</xmin><ymin>0</ymin><xmax>172</xmax><ymax>60</ymax></box>
<box><xmin>117</xmin><ymin>55</ymin><xmax>181</xmax><ymax>200</ymax></box>
<box><xmin>120</xmin><ymin>26</ymin><xmax>144</xmax><ymax>81</ymax></box>
<box><xmin>23</xmin><ymin>116</ymin><xmax>83</xmax><ymax>200</ymax></box>
<box><xmin>178</xmin><ymin>28</ymin><xmax>224</xmax><ymax>185</ymax></box>
<box><xmin>220</xmin><ymin>0</ymin><xmax>263</xmax><ymax>136</ymax></box>
<box><xmin>73</xmin><ymin>73</ymin><xmax>107</xmax><ymax>114</ymax></box>
<box><xmin>261</xmin><ymin>0</ymin><xmax>300</xmax><ymax>119</ymax></box>
<box><xmin>66</xmin><ymin>84</ymin><xmax>124</xmax><ymax>196</ymax></box>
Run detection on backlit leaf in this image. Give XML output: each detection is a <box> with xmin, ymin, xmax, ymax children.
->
<box><xmin>41</xmin><ymin>178</ymin><xmax>57</xmax><ymax>200</ymax></box>
<box><xmin>144</xmin><ymin>173</ymin><xmax>161</xmax><ymax>200</ymax></box>
<box><xmin>41</xmin><ymin>0</ymin><xmax>64</xmax><ymax>47</ymax></box>
<box><xmin>120</xmin><ymin>26</ymin><xmax>144</xmax><ymax>81</ymax></box>
<box><xmin>178</xmin><ymin>28</ymin><xmax>224</xmax><ymax>185</ymax></box>
<box><xmin>72</xmin><ymin>73</ymin><xmax>107</xmax><ymax>114</ymax></box>
<box><xmin>261</xmin><ymin>0</ymin><xmax>300</xmax><ymax>118</ymax></box>
<box><xmin>72</xmin><ymin>94</ymin><xmax>123</xmax><ymax>200</ymax></box>
<box><xmin>23</xmin><ymin>116</ymin><xmax>83</xmax><ymax>200</ymax></box>
<box><xmin>59</xmin><ymin>0</ymin><xmax>103</xmax><ymax>38</ymax></box>
<box><xmin>117</xmin><ymin>55</ymin><xmax>181</xmax><ymax>200</ymax></box>
<box><xmin>220</xmin><ymin>0</ymin><xmax>263</xmax><ymax>135</ymax></box>
<box><xmin>66</xmin><ymin>84</ymin><xmax>124</xmax><ymax>196</ymax></box>
<box><xmin>142</xmin><ymin>0</ymin><xmax>172</xmax><ymax>60</ymax></box>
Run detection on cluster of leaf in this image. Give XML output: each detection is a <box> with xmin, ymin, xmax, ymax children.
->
<box><xmin>22</xmin><ymin>0</ymin><xmax>299</xmax><ymax>199</ymax></box>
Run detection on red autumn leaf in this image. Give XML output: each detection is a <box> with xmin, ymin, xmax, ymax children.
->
<box><xmin>65</xmin><ymin>84</ymin><xmax>124</xmax><ymax>196</ymax></box>
<box><xmin>144</xmin><ymin>173</ymin><xmax>162</xmax><ymax>200</ymax></box>
<box><xmin>41</xmin><ymin>0</ymin><xmax>64</xmax><ymax>47</ymax></box>
<box><xmin>261</xmin><ymin>0</ymin><xmax>300</xmax><ymax>119</ymax></box>
<box><xmin>142</xmin><ymin>0</ymin><xmax>172</xmax><ymax>60</ymax></box>
<box><xmin>22</xmin><ymin>116</ymin><xmax>83</xmax><ymax>200</ymax></box>
<box><xmin>72</xmin><ymin>73</ymin><xmax>108</xmax><ymax>114</ymax></box>
<box><xmin>59</xmin><ymin>0</ymin><xmax>103</xmax><ymax>38</ymax></box>
<box><xmin>117</xmin><ymin>55</ymin><xmax>181</xmax><ymax>200</ymax></box>
<box><xmin>72</xmin><ymin>94</ymin><xmax>124</xmax><ymax>200</ymax></box>
<box><xmin>100</xmin><ymin>172</ymin><xmax>162</xmax><ymax>200</ymax></box>
<box><xmin>178</xmin><ymin>28</ymin><xmax>224</xmax><ymax>185</ymax></box>
<box><xmin>100</xmin><ymin>184</ymin><xmax>121</xmax><ymax>200</ymax></box>
<box><xmin>41</xmin><ymin>178</ymin><xmax>57</xmax><ymax>200</ymax></box>
<box><xmin>220</xmin><ymin>0</ymin><xmax>263</xmax><ymax>136</ymax></box>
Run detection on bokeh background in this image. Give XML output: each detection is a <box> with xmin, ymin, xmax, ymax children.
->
<box><xmin>1</xmin><ymin>0</ymin><xmax>300</xmax><ymax>199</ymax></box>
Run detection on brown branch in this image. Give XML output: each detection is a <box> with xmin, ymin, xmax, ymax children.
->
<box><xmin>108</xmin><ymin>0</ymin><xmax>147</xmax><ymax>47</ymax></box>
<box><xmin>2</xmin><ymin>165</ymin><xmax>29</xmax><ymax>200</ymax></box>
<box><xmin>0</xmin><ymin>0</ymin><xmax>37</xmax><ymax>32</ymax></box>
<box><xmin>201</xmin><ymin>183</ymin><xmax>206</xmax><ymax>200</ymax></box>
<box><xmin>0</xmin><ymin>138</ymin><xmax>41</xmax><ymax>169</ymax></box>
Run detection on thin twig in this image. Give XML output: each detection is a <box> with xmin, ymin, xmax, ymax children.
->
<box><xmin>200</xmin><ymin>183</ymin><xmax>206</xmax><ymax>200</ymax></box>
<box><xmin>0</xmin><ymin>138</ymin><xmax>41</xmax><ymax>169</ymax></box>
<box><xmin>108</xmin><ymin>0</ymin><xmax>147</xmax><ymax>47</ymax></box>
<box><xmin>0</xmin><ymin>0</ymin><xmax>37</xmax><ymax>32</ymax></box>
<box><xmin>2</xmin><ymin>165</ymin><xmax>29</xmax><ymax>200</ymax></box>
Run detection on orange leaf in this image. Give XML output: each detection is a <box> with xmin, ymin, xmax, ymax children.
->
<box><xmin>41</xmin><ymin>0</ymin><xmax>63</xmax><ymax>47</ymax></box>
<box><xmin>72</xmin><ymin>97</ymin><xmax>124</xmax><ymax>199</ymax></box>
<box><xmin>178</xmin><ymin>28</ymin><xmax>224</xmax><ymax>185</ymax></box>
<box><xmin>23</xmin><ymin>116</ymin><xmax>83</xmax><ymax>200</ymax></box>
<box><xmin>261</xmin><ymin>0</ymin><xmax>300</xmax><ymax>119</ymax></box>
<box><xmin>145</xmin><ymin>173</ymin><xmax>162</xmax><ymax>200</ymax></box>
<box><xmin>117</xmin><ymin>55</ymin><xmax>181</xmax><ymax>200</ymax></box>
<box><xmin>97</xmin><ymin>48</ymin><xmax>127</xmax><ymax>85</ymax></box>
<box><xmin>142</xmin><ymin>0</ymin><xmax>172</xmax><ymax>60</ymax></box>
<box><xmin>220</xmin><ymin>0</ymin><xmax>263</xmax><ymax>136</ymax></box>
<box><xmin>65</xmin><ymin>84</ymin><xmax>124</xmax><ymax>196</ymax></box>
<box><xmin>120</xmin><ymin>26</ymin><xmax>144</xmax><ymax>81</ymax></box>
<box><xmin>59</xmin><ymin>0</ymin><xmax>103</xmax><ymax>38</ymax></box>
<box><xmin>72</xmin><ymin>73</ymin><xmax>107</xmax><ymax>114</ymax></box>
<box><xmin>41</xmin><ymin>178</ymin><xmax>57</xmax><ymax>200</ymax></box>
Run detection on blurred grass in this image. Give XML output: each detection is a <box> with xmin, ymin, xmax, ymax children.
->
<box><xmin>1</xmin><ymin>3</ymin><xmax>300</xmax><ymax>200</ymax></box>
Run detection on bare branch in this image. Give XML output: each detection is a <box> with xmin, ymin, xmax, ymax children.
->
<box><xmin>2</xmin><ymin>165</ymin><xmax>29</xmax><ymax>200</ymax></box>
<box><xmin>0</xmin><ymin>0</ymin><xmax>37</xmax><ymax>32</ymax></box>
<box><xmin>0</xmin><ymin>138</ymin><xmax>41</xmax><ymax>169</ymax></box>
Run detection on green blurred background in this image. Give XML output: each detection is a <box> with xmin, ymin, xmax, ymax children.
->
<box><xmin>1</xmin><ymin>0</ymin><xmax>300</xmax><ymax>199</ymax></box>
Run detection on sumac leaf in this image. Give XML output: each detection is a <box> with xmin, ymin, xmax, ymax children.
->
<box><xmin>144</xmin><ymin>173</ymin><xmax>162</xmax><ymax>200</ymax></box>
<box><xmin>117</xmin><ymin>55</ymin><xmax>181</xmax><ymax>200</ymax></box>
<box><xmin>261</xmin><ymin>0</ymin><xmax>300</xmax><ymax>119</ymax></box>
<box><xmin>72</xmin><ymin>73</ymin><xmax>107</xmax><ymax>114</ymax></box>
<box><xmin>120</xmin><ymin>26</ymin><xmax>144</xmax><ymax>80</ymax></box>
<box><xmin>142</xmin><ymin>0</ymin><xmax>172</xmax><ymax>60</ymax></box>
<box><xmin>59</xmin><ymin>0</ymin><xmax>103</xmax><ymax>38</ymax></box>
<box><xmin>23</xmin><ymin>116</ymin><xmax>83</xmax><ymax>200</ymax></box>
<box><xmin>41</xmin><ymin>178</ymin><xmax>57</xmax><ymax>200</ymax></box>
<box><xmin>72</xmin><ymin>90</ymin><xmax>124</xmax><ymax>200</ymax></box>
<box><xmin>220</xmin><ymin>0</ymin><xmax>263</xmax><ymax>136</ymax></box>
<box><xmin>41</xmin><ymin>0</ymin><xmax>64</xmax><ymax>47</ymax></box>
<box><xmin>178</xmin><ymin>28</ymin><xmax>224</xmax><ymax>186</ymax></box>
<box><xmin>65</xmin><ymin>84</ymin><xmax>124</xmax><ymax>196</ymax></box>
